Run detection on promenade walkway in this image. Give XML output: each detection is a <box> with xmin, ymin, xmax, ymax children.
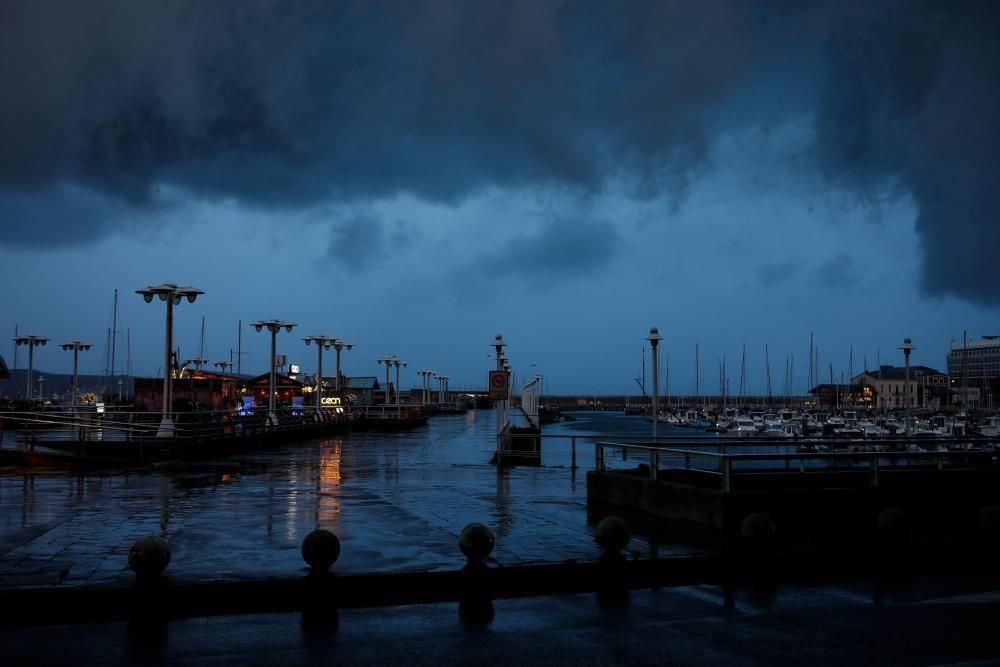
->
<box><xmin>0</xmin><ymin>412</ymin><xmax>695</xmax><ymax>589</ymax></box>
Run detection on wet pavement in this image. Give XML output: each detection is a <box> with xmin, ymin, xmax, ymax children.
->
<box><xmin>3</xmin><ymin>577</ymin><xmax>1000</xmax><ymax>665</ymax></box>
<box><xmin>0</xmin><ymin>411</ymin><xmax>694</xmax><ymax>588</ymax></box>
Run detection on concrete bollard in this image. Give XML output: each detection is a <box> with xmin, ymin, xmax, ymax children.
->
<box><xmin>302</xmin><ymin>529</ymin><xmax>341</xmax><ymax>572</ymax></box>
<box><xmin>128</xmin><ymin>536</ymin><xmax>171</xmax><ymax>581</ymax></box>
<box><xmin>459</xmin><ymin>522</ymin><xmax>495</xmax><ymax>567</ymax></box>
<box><xmin>595</xmin><ymin>516</ymin><xmax>630</xmax><ymax>561</ymax></box>
<box><xmin>876</xmin><ymin>508</ymin><xmax>911</xmax><ymax>548</ymax></box>
<box><xmin>458</xmin><ymin>522</ymin><xmax>496</xmax><ymax>624</ymax></box>
<box><xmin>741</xmin><ymin>513</ymin><xmax>776</xmax><ymax>552</ymax></box>
<box><xmin>128</xmin><ymin>535</ymin><xmax>170</xmax><ymax>581</ymax></box>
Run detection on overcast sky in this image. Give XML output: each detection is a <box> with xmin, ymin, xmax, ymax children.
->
<box><xmin>1</xmin><ymin>0</ymin><xmax>998</xmax><ymax>395</ymax></box>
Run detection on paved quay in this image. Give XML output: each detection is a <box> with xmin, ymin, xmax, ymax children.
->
<box><xmin>0</xmin><ymin>411</ymin><xmax>693</xmax><ymax>588</ymax></box>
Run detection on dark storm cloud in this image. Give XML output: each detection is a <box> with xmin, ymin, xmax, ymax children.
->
<box><xmin>811</xmin><ymin>253</ymin><xmax>859</xmax><ymax>290</ymax></box>
<box><xmin>1</xmin><ymin>1</ymin><xmax>999</xmax><ymax>304</ymax></box>
<box><xmin>811</xmin><ymin>0</ymin><xmax>1000</xmax><ymax>305</ymax></box>
<box><xmin>757</xmin><ymin>261</ymin><xmax>801</xmax><ymax>287</ymax></box>
<box><xmin>325</xmin><ymin>215</ymin><xmax>387</xmax><ymax>272</ymax></box>
<box><xmin>480</xmin><ymin>216</ymin><xmax>621</xmax><ymax>280</ymax></box>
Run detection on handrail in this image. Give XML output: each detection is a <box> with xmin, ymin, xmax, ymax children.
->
<box><xmin>593</xmin><ymin>439</ymin><xmax>1000</xmax><ymax>491</ymax></box>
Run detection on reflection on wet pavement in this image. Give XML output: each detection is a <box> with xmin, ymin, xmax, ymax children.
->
<box><xmin>0</xmin><ymin>411</ymin><xmax>697</xmax><ymax>587</ymax></box>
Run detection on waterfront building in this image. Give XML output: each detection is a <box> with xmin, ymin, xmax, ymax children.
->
<box><xmin>808</xmin><ymin>383</ymin><xmax>870</xmax><ymax>408</ymax></box>
<box><xmin>339</xmin><ymin>376</ymin><xmax>380</xmax><ymax>406</ymax></box>
<box><xmin>947</xmin><ymin>335</ymin><xmax>1000</xmax><ymax>408</ymax></box>
<box><xmin>243</xmin><ymin>373</ymin><xmax>306</xmax><ymax>408</ymax></box>
<box><xmin>851</xmin><ymin>365</ymin><xmax>948</xmax><ymax>411</ymax></box>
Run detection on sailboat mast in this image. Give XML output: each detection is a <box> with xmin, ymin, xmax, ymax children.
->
<box><xmin>110</xmin><ymin>288</ymin><xmax>118</xmax><ymax>380</ymax></box>
<box><xmin>238</xmin><ymin>320</ymin><xmax>243</xmax><ymax>375</ymax></box>
<box><xmin>13</xmin><ymin>324</ymin><xmax>18</xmax><ymax>370</ymax></box>
<box><xmin>695</xmin><ymin>343</ymin><xmax>699</xmax><ymax>400</ymax></box>
<box><xmin>808</xmin><ymin>332</ymin><xmax>813</xmax><ymax>393</ymax></box>
<box><xmin>199</xmin><ymin>316</ymin><xmax>205</xmax><ymax>367</ymax></box>
<box><xmin>126</xmin><ymin>328</ymin><xmax>132</xmax><ymax>397</ymax></box>
<box><xmin>765</xmin><ymin>344</ymin><xmax>771</xmax><ymax>402</ymax></box>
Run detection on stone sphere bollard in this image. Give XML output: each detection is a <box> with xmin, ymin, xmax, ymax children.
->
<box><xmin>128</xmin><ymin>535</ymin><xmax>171</xmax><ymax>579</ymax></box>
<box><xmin>459</xmin><ymin>522</ymin><xmax>495</xmax><ymax>564</ymax></box>
<box><xmin>877</xmin><ymin>508</ymin><xmax>911</xmax><ymax>547</ymax></box>
<box><xmin>595</xmin><ymin>516</ymin><xmax>631</xmax><ymax>554</ymax></box>
<box><xmin>301</xmin><ymin>529</ymin><xmax>341</xmax><ymax>571</ymax></box>
<box><xmin>741</xmin><ymin>512</ymin><xmax>776</xmax><ymax>550</ymax></box>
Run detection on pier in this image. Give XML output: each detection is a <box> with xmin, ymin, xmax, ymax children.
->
<box><xmin>586</xmin><ymin>434</ymin><xmax>1000</xmax><ymax>546</ymax></box>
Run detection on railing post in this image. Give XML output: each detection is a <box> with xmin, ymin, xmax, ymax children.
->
<box><xmin>722</xmin><ymin>456</ymin><xmax>731</xmax><ymax>493</ymax></box>
<box><xmin>596</xmin><ymin>443</ymin><xmax>604</xmax><ymax>472</ymax></box>
<box><xmin>571</xmin><ymin>436</ymin><xmax>576</xmax><ymax>469</ymax></box>
<box><xmin>869</xmin><ymin>452</ymin><xmax>879</xmax><ymax>488</ymax></box>
<box><xmin>649</xmin><ymin>449</ymin><xmax>658</xmax><ymax>480</ymax></box>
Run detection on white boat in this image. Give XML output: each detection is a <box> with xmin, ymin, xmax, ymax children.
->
<box><xmin>731</xmin><ymin>416</ymin><xmax>758</xmax><ymax>436</ymax></box>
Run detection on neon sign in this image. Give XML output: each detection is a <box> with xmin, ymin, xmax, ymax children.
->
<box><xmin>321</xmin><ymin>397</ymin><xmax>342</xmax><ymax>406</ymax></box>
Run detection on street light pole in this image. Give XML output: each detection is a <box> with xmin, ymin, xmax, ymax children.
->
<box><xmin>331</xmin><ymin>340</ymin><xmax>354</xmax><ymax>393</ymax></box>
<box><xmin>377</xmin><ymin>356</ymin><xmax>393</xmax><ymax>406</ymax></box>
<box><xmin>492</xmin><ymin>335</ymin><xmax>507</xmax><ymax>440</ymax></box>
<box><xmin>60</xmin><ymin>341</ymin><xmax>92</xmax><ymax>407</ymax></box>
<box><xmin>251</xmin><ymin>319</ymin><xmax>298</xmax><ymax>424</ymax></box>
<box><xmin>14</xmin><ymin>335</ymin><xmax>49</xmax><ymax>401</ymax></box>
<box><xmin>304</xmin><ymin>335</ymin><xmax>339</xmax><ymax>410</ymax></box>
<box><xmin>391</xmin><ymin>358</ymin><xmax>408</xmax><ymax>408</ymax></box>
<box><xmin>647</xmin><ymin>327</ymin><xmax>663</xmax><ymax>440</ymax></box>
<box><xmin>136</xmin><ymin>284</ymin><xmax>203</xmax><ymax>437</ymax></box>
<box><xmin>901</xmin><ymin>337</ymin><xmax>915</xmax><ymax>435</ymax></box>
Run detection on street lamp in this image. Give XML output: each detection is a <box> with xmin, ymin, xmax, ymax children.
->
<box><xmin>391</xmin><ymin>358</ymin><xmax>408</xmax><ymax>406</ymax></box>
<box><xmin>60</xmin><ymin>341</ymin><xmax>92</xmax><ymax>407</ymax></box>
<box><xmin>377</xmin><ymin>356</ymin><xmax>394</xmax><ymax>406</ymax></box>
<box><xmin>251</xmin><ymin>319</ymin><xmax>298</xmax><ymax>423</ymax></box>
<box><xmin>181</xmin><ymin>357</ymin><xmax>210</xmax><ymax>378</ymax></box>
<box><xmin>330</xmin><ymin>339</ymin><xmax>354</xmax><ymax>393</ymax></box>
<box><xmin>136</xmin><ymin>284</ymin><xmax>203</xmax><ymax>436</ymax></box>
<box><xmin>647</xmin><ymin>327</ymin><xmax>663</xmax><ymax>440</ymax></box>
<box><xmin>14</xmin><ymin>335</ymin><xmax>49</xmax><ymax>400</ymax></box>
<box><xmin>303</xmin><ymin>335</ymin><xmax>339</xmax><ymax>409</ymax></box>
<box><xmin>900</xmin><ymin>337</ymin><xmax>915</xmax><ymax>435</ymax></box>
<box><xmin>419</xmin><ymin>370</ymin><xmax>434</xmax><ymax>404</ymax></box>
<box><xmin>438</xmin><ymin>374</ymin><xmax>450</xmax><ymax>404</ymax></box>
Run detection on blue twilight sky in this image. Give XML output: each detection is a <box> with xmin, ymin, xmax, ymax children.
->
<box><xmin>1</xmin><ymin>1</ymin><xmax>998</xmax><ymax>395</ymax></box>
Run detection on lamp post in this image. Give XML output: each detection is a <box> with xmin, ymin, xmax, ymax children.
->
<box><xmin>647</xmin><ymin>327</ymin><xmax>663</xmax><ymax>440</ymax></box>
<box><xmin>900</xmin><ymin>337</ymin><xmax>915</xmax><ymax>435</ymax></box>
<box><xmin>251</xmin><ymin>319</ymin><xmax>298</xmax><ymax>423</ymax></box>
<box><xmin>303</xmin><ymin>335</ymin><xmax>339</xmax><ymax>409</ymax></box>
<box><xmin>390</xmin><ymin>358</ymin><xmax>408</xmax><ymax>407</ymax></box>
<box><xmin>136</xmin><ymin>283</ymin><xmax>203</xmax><ymax>437</ymax></box>
<box><xmin>60</xmin><ymin>341</ymin><xmax>92</xmax><ymax>408</ymax></box>
<box><xmin>14</xmin><ymin>335</ymin><xmax>48</xmax><ymax>400</ymax></box>
<box><xmin>377</xmin><ymin>356</ymin><xmax>394</xmax><ymax>406</ymax></box>
<box><xmin>182</xmin><ymin>357</ymin><xmax>210</xmax><ymax>377</ymax></box>
<box><xmin>439</xmin><ymin>374</ymin><xmax>449</xmax><ymax>404</ymax></box>
<box><xmin>417</xmin><ymin>370</ymin><xmax>430</xmax><ymax>404</ymax></box>
<box><xmin>330</xmin><ymin>339</ymin><xmax>354</xmax><ymax>393</ymax></box>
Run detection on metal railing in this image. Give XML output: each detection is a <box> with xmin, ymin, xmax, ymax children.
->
<box><xmin>593</xmin><ymin>439</ymin><xmax>1000</xmax><ymax>492</ymax></box>
<box><xmin>520</xmin><ymin>377</ymin><xmax>540</xmax><ymax>428</ymax></box>
<box><xmin>0</xmin><ymin>406</ymin><xmax>353</xmax><ymax>451</ymax></box>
